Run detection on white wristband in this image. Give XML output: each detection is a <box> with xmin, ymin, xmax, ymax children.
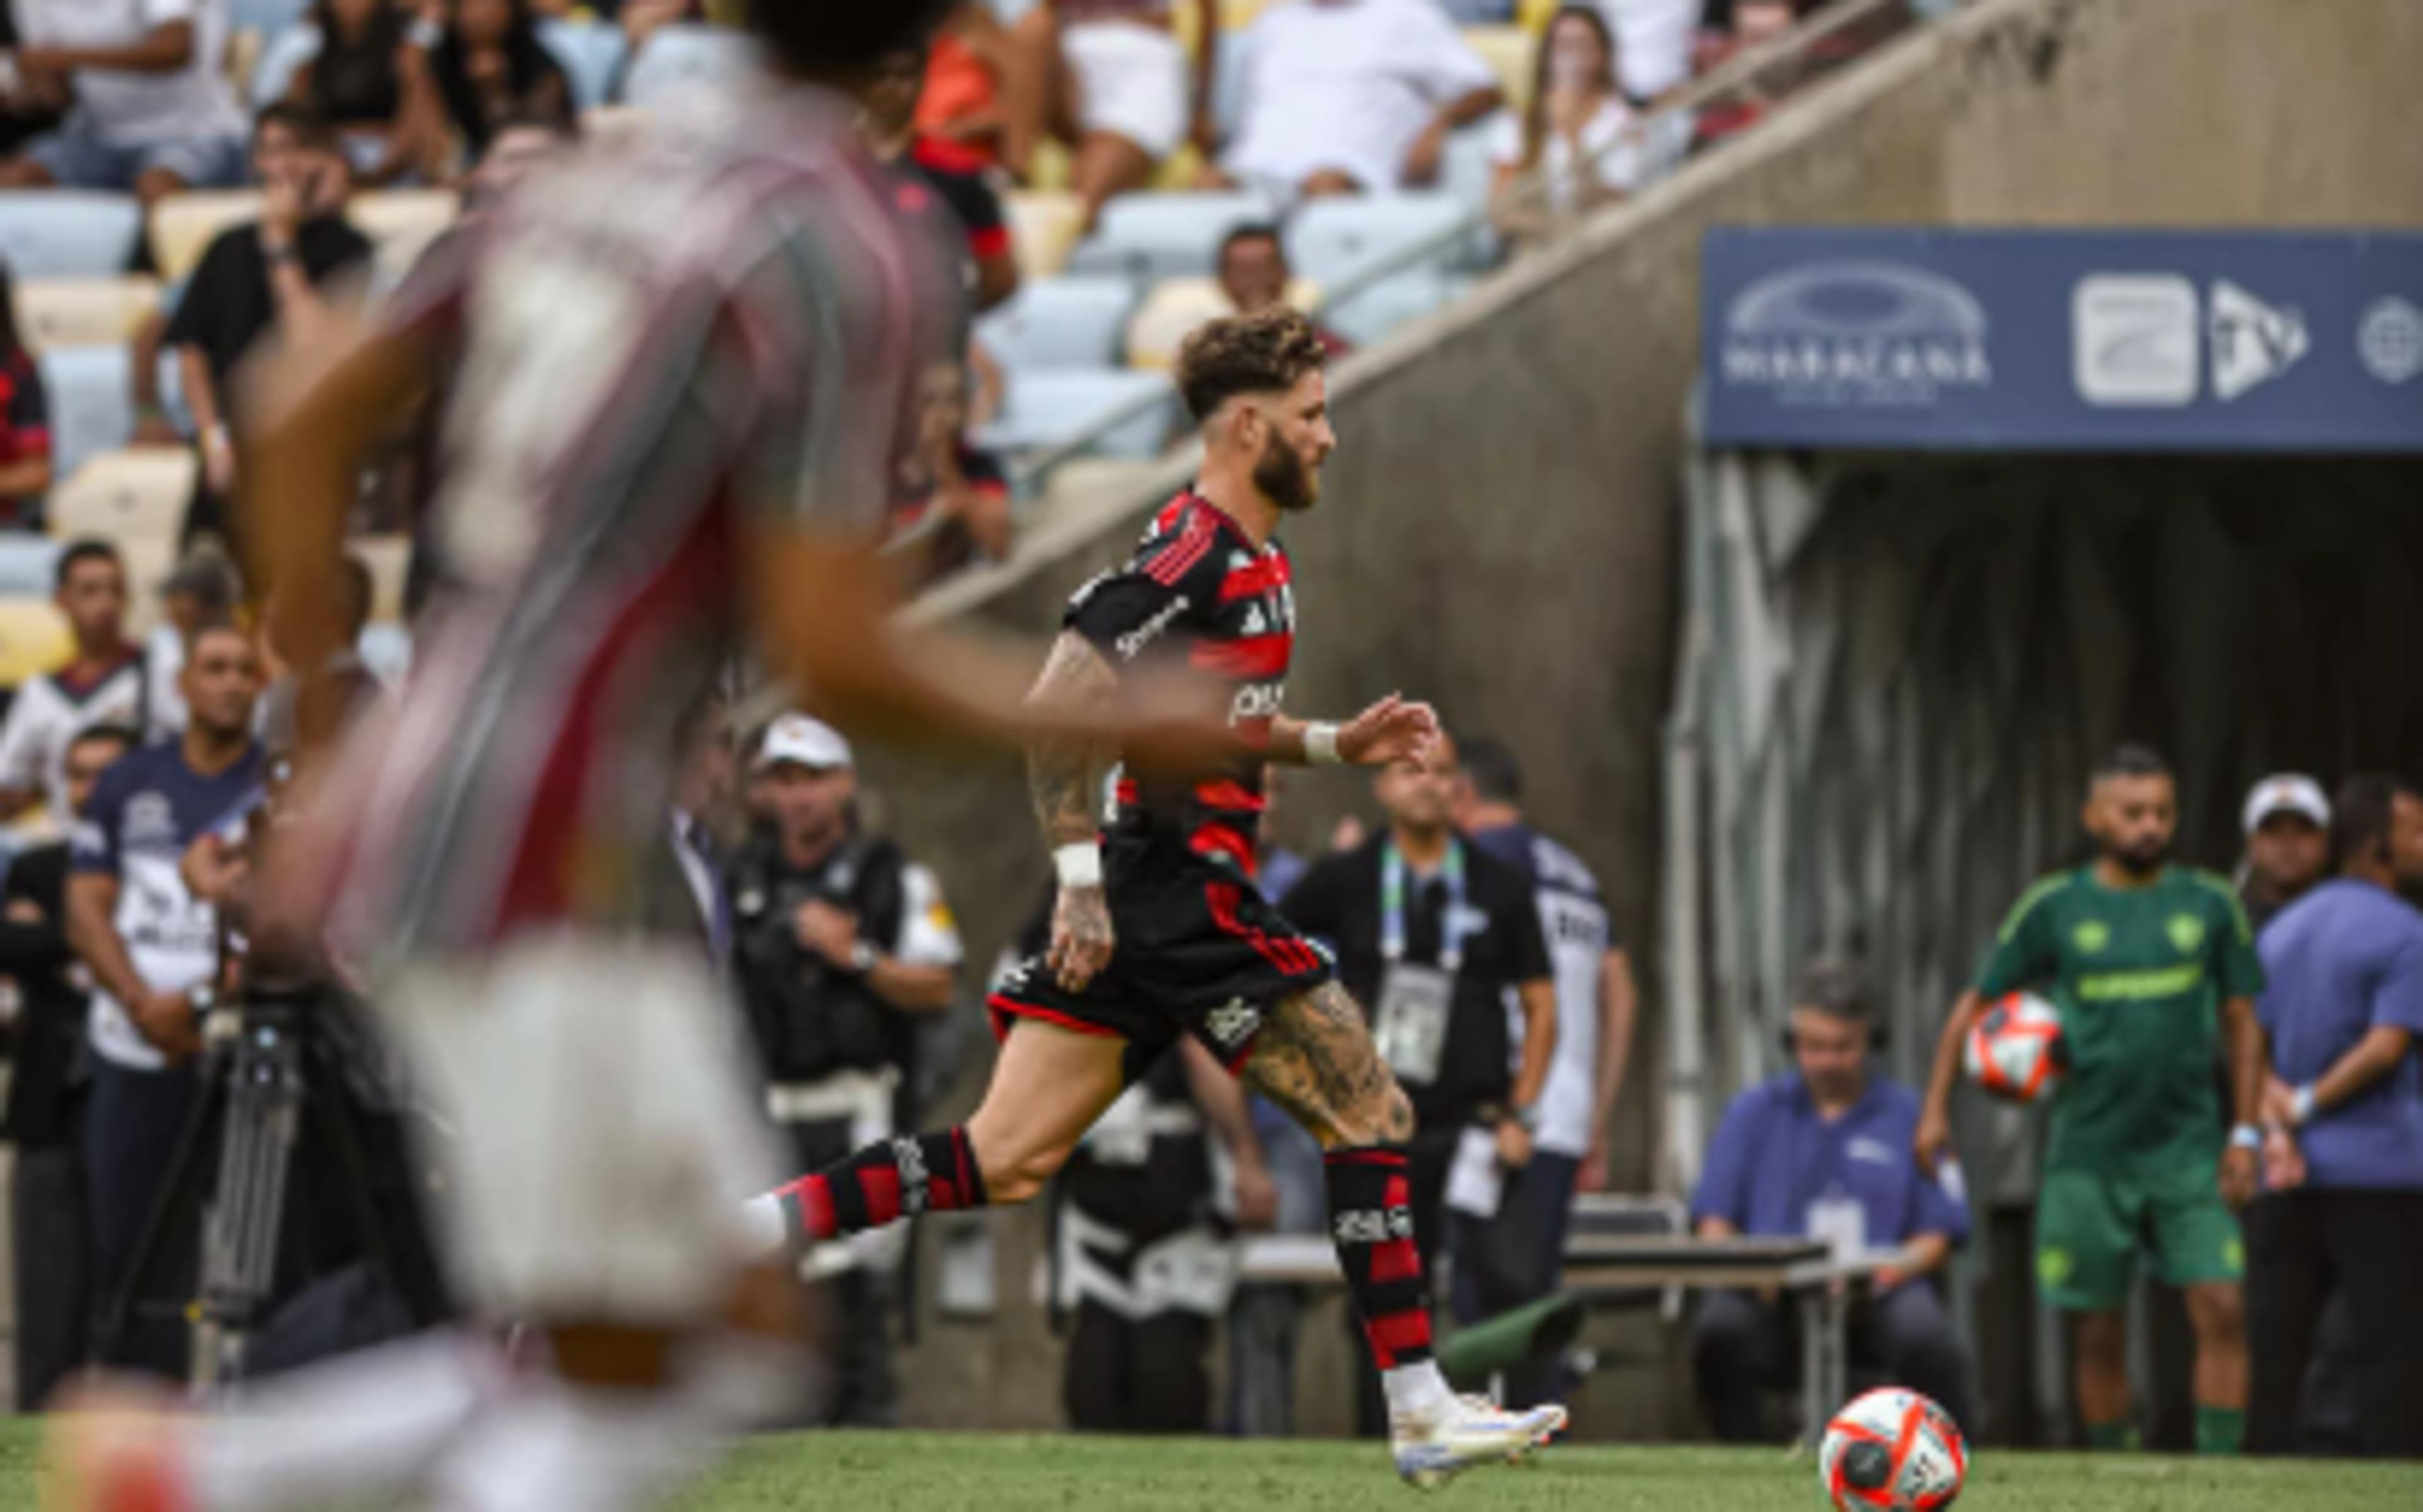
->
<box><xmin>2228</xmin><ymin>1123</ymin><xmax>2263</xmax><ymax>1152</ymax></box>
<box><xmin>2290</xmin><ymin>1084</ymin><xmax>2318</xmax><ymax>1127</ymax></box>
<box><xmin>1054</xmin><ymin>842</ymin><xmax>1104</xmax><ymax>889</ymax></box>
<box><xmin>1304</xmin><ymin>722</ymin><xmax>1343</xmax><ymax>766</ymax></box>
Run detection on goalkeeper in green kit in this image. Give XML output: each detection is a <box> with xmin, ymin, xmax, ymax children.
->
<box><xmin>1915</xmin><ymin>747</ymin><xmax>2279</xmax><ymax>1455</ymax></box>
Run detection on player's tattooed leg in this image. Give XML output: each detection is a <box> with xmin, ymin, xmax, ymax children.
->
<box><xmin>1244</xmin><ymin>981</ymin><xmax>1415</xmax><ymax>1151</ymax></box>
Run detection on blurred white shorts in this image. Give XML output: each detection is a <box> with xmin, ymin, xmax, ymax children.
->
<box><xmin>1065</xmin><ymin>21</ymin><xmax>1188</xmax><ymax>160</ymax></box>
<box><xmin>383</xmin><ymin>932</ymin><xmax>781</xmax><ymax>1325</ymax></box>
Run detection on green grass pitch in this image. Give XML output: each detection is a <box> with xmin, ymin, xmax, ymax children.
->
<box><xmin>1</xmin><ymin>1423</ymin><xmax>2416</xmax><ymax>1509</ymax></box>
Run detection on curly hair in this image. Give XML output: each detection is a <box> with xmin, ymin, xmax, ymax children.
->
<box><xmin>1174</xmin><ymin>308</ymin><xmax>1330</xmax><ymax>424</ymax></box>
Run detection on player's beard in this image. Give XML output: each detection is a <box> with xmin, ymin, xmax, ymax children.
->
<box><xmin>1254</xmin><ymin>430</ymin><xmax>1318</xmax><ymax>512</ymax></box>
<box><xmin>2106</xmin><ymin>835</ymin><xmax>2171</xmax><ymax>878</ymax></box>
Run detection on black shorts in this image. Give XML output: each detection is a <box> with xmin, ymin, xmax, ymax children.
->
<box><xmin>987</xmin><ymin>827</ymin><xmax>1333</xmax><ymax>1083</ymax></box>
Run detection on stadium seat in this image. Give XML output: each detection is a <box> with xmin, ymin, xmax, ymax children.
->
<box><xmin>0</xmin><ymin>536</ymin><xmax>61</xmax><ymax>599</ymax></box>
<box><xmin>1465</xmin><ymin>26</ymin><xmax>1537</xmax><ymax>113</ymax></box>
<box><xmin>0</xmin><ymin>597</ymin><xmax>70</xmax><ymax>692</ymax></box>
<box><xmin>231</xmin><ymin>0</ymin><xmax>310</xmax><ymax>38</ymax></box>
<box><xmin>1121</xmin><ymin>277</ymin><xmax>1321</xmax><ymax>371</ymax></box>
<box><xmin>0</xmin><ymin>192</ymin><xmax>144</xmax><ymax>280</ymax></box>
<box><xmin>15</xmin><ymin>278</ymin><xmax>163</xmax><ymax>352</ymax></box>
<box><xmin>1323</xmin><ymin>270</ymin><xmax>1469</xmax><ymax>350</ymax></box>
<box><xmin>40</xmin><ymin>346</ymin><xmax>136</xmax><ymax>482</ymax></box>
<box><xmin>116</xmin><ymin>535</ymin><xmax>174</xmax><ymax>636</ymax></box>
<box><xmin>618</xmin><ymin>23</ymin><xmax>757</xmax><ymax>108</ymax></box>
<box><xmin>1439</xmin><ymin>117</ymin><xmax>1504</xmax><ymax>214</ymax></box>
<box><xmin>150</xmin><ymin>191</ymin><xmax>264</xmax><ymax>284</ymax></box>
<box><xmin>975</xmin><ymin>370</ymin><xmax>1175</xmax><ymax>462</ymax></box>
<box><xmin>976</xmin><ymin>278</ymin><xmax>1136</xmax><ymax>373</ymax></box>
<box><xmin>538</xmin><ymin>18</ymin><xmax>630</xmax><ymax>114</ymax></box>
<box><xmin>353</xmin><ymin>535</ymin><xmax>412</xmax><ymax>623</ymax></box>
<box><xmin>47</xmin><ymin>449</ymin><xmax>195</xmax><ymax>544</ymax></box>
<box><xmin>249</xmin><ymin>22</ymin><xmax>322</xmax><ymax>108</ymax></box>
<box><xmin>1285</xmin><ymin>195</ymin><xmax>1472</xmax><ymax>290</ymax></box>
<box><xmin>1004</xmin><ymin>192</ymin><xmax>1085</xmax><ymax>282</ymax></box>
<box><xmin>1066</xmin><ymin>192</ymin><xmax>1276</xmax><ymax>285</ymax></box>
<box><xmin>350</xmin><ymin>190</ymin><xmax>460</xmax><ymax>291</ymax></box>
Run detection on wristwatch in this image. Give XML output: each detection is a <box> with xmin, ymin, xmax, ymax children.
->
<box><xmin>848</xmin><ymin>941</ymin><xmax>880</xmax><ymax>975</ymax></box>
<box><xmin>187</xmin><ymin>985</ymin><xmax>218</xmax><ymax>1016</ymax></box>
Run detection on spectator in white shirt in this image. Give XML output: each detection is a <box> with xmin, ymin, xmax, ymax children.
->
<box><xmin>0</xmin><ymin>0</ymin><xmax>249</xmax><ymax>208</ymax></box>
<box><xmin>1004</xmin><ymin>1</ymin><xmax>1216</xmax><ymax>233</ymax></box>
<box><xmin>1487</xmin><ymin>6</ymin><xmax>1650</xmax><ymax>246</ymax></box>
<box><xmin>1206</xmin><ymin>0</ymin><xmax>1504</xmax><ymax>202</ymax></box>
<box><xmin>1596</xmin><ymin>0</ymin><xmax>1697</xmax><ymax>100</ymax></box>
<box><xmin>0</xmin><ymin>541</ymin><xmax>155</xmax><ymax>830</ymax></box>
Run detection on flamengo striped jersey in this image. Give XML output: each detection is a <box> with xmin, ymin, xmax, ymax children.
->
<box><xmin>328</xmin><ymin>83</ymin><xmax>944</xmax><ymax>967</ymax></box>
<box><xmin>1067</xmin><ymin>490</ymin><xmax>1296</xmax><ymax>877</ymax></box>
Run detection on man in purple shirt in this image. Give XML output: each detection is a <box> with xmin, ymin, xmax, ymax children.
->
<box><xmin>2246</xmin><ymin>775</ymin><xmax>2423</xmax><ymax>1458</ymax></box>
<box><xmin>1691</xmin><ymin>959</ymin><xmax>1974</xmax><ymax>1440</ymax></box>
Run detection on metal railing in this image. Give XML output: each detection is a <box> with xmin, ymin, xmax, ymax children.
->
<box><xmin>1003</xmin><ymin>0</ymin><xmax>1947</xmax><ymax>498</ymax></box>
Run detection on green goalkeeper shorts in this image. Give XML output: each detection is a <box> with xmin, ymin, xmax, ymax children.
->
<box><xmin>2035</xmin><ymin>1160</ymin><xmax>2245</xmax><ymax>1312</ymax></box>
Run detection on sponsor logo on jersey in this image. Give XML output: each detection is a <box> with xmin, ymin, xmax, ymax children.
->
<box><xmin>1114</xmin><ymin>594</ymin><xmax>1191</xmax><ymax>660</ymax></box>
<box><xmin>1230</xmin><ymin>681</ymin><xmax>1286</xmax><ymax>722</ymax></box>
<box><xmin>2071</xmin><ymin>920</ymin><xmax>2111</xmax><ymax>955</ymax></box>
<box><xmin>2166</xmin><ymin>913</ymin><xmax>2207</xmax><ymax>955</ymax></box>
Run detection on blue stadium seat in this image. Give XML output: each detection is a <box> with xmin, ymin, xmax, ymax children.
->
<box><xmin>1323</xmin><ymin>271</ymin><xmax>1471</xmax><ymax>349</ymax></box>
<box><xmin>0</xmin><ymin>193</ymin><xmax>143</xmax><ymax>279</ymax></box>
<box><xmin>975</xmin><ymin>370</ymin><xmax>1175</xmax><ymax>462</ymax></box>
<box><xmin>40</xmin><ymin>346</ymin><xmax>135</xmax><ymax>481</ymax></box>
<box><xmin>250</xmin><ymin>23</ymin><xmax>324</xmax><ymax>110</ymax></box>
<box><xmin>538</xmin><ymin>18</ymin><xmax>630</xmax><ymax>114</ymax></box>
<box><xmin>231</xmin><ymin>0</ymin><xmax>310</xmax><ymax>38</ymax></box>
<box><xmin>1285</xmin><ymin>194</ymin><xmax>1473</xmax><ymax>290</ymax></box>
<box><xmin>618</xmin><ymin>23</ymin><xmax>757</xmax><ymax>107</ymax></box>
<box><xmin>975</xmin><ymin>278</ymin><xmax>1137</xmax><ymax>373</ymax></box>
<box><xmin>0</xmin><ymin>536</ymin><xmax>61</xmax><ymax>599</ymax></box>
<box><xmin>1066</xmin><ymin>192</ymin><xmax>1276</xmax><ymax>286</ymax></box>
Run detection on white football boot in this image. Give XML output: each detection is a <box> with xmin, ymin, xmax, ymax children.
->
<box><xmin>1390</xmin><ymin>1393</ymin><xmax>1569</xmax><ymax>1489</ymax></box>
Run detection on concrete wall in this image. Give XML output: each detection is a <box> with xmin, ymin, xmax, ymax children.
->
<box><xmin>868</xmin><ymin>0</ymin><xmax>2423</xmax><ymax>1431</ymax></box>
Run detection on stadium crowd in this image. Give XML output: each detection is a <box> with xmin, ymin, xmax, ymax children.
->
<box><xmin>9</xmin><ymin>0</ymin><xmax>2409</xmax><ymax>1468</ymax></box>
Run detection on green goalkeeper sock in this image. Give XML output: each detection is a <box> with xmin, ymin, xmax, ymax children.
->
<box><xmin>2084</xmin><ymin>1420</ymin><xmax>2140</xmax><ymax>1452</ymax></box>
<box><xmin>2195</xmin><ymin>1406</ymin><xmax>2246</xmax><ymax>1455</ymax></box>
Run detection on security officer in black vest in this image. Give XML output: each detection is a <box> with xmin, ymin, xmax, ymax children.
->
<box><xmin>728</xmin><ymin>713</ymin><xmax>964</xmax><ymax>1426</ymax></box>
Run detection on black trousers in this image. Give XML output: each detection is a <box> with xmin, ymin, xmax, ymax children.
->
<box><xmin>2244</xmin><ymin>1187</ymin><xmax>2423</xmax><ymax>1458</ymax></box>
<box><xmin>1693</xmin><ymin>1282</ymin><xmax>1976</xmax><ymax>1443</ymax></box>
<box><xmin>11</xmin><ymin>1134</ymin><xmax>90</xmax><ymax>1409</ymax></box>
<box><xmin>84</xmin><ymin>1058</ymin><xmax>202</xmax><ymax>1375</ymax></box>
<box><xmin>1064</xmin><ymin>1303</ymin><xmax>1214</xmax><ymax>1433</ymax></box>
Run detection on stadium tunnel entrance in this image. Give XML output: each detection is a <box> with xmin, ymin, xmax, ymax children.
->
<box><xmin>1663</xmin><ymin>230</ymin><xmax>2423</xmax><ymax>1450</ymax></box>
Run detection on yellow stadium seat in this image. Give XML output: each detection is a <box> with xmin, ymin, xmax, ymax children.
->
<box><xmin>115</xmin><ymin>535</ymin><xmax>175</xmax><ymax>638</ymax></box>
<box><xmin>351</xmin><ymin>534</ymin><xmax>411</xmax><ymax>624</ymax></box>
<box><xmin>149</xmin><ymin>191</ymin><xmax>264</xmax><ymax>285</ymax></box>
<box><xmin>0</xmin><ymin>597</ymin><xmax>71</xmax><ymax>691</ymax></box>
<box><xmin>1005</xmin><ymin>191</ymin><xmax>1086</xmax><ymax>282</ymax></box>
<box><xmin>1518</xmin><ymin>0</ymin><xmax>1562</xmax><ymax>34</ymax></box>
<box><xmin>349</xmin><ymin>189</ymin><xmax>461</xmax><ymax>288</ymax></box>
<box><xmin>1123</xmin><ymin>276</ymin><xmax>1320</xmax><ymax>370</ymax></box>
<box><xmin>1465</xmin><ymin>25</ymin><xmax>1538</xmax><ymax>114</ymax></box>
<box><xmin>15</xmin><ymin>277</ymin><xmax>164</xmax><ymax>351</ymax></box>
<box><xmin>47</xmin><ymin>448</ymin><xmax>196</xmax><ymax>545</ymax></box>
<box><xmin>1174</xmin><ymin>0</ymin><xmax>1282</xmax><ymax>55</ymax></box>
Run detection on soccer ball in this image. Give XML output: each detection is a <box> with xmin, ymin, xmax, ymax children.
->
<box><xmin>1962</xmin><ymin>991</ymin><xmax>2067</xmax><ymax>1103</ymax></box>
<box><xmin>1818</xmin><ymin>1388</ymin><xmax>1967</xmax><ymax>1511</ymax></box>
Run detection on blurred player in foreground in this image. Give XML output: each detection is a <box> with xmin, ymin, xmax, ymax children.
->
<box><xmin>49</xmin><ymin>4</ymin><xmax>1235</xmax><ymax>1509</ymax></box>
<box><xmin>750</xmin><ymin>309</ymin><xmax>1569</xmax><ymax>1489</ymax></box>
<box><xmin>1916</xmin><ymin>747</ymin><xmax>2273</xmax><ymax>1455</ymax></box>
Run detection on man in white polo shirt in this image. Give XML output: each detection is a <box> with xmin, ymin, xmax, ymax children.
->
<box><xmin>0</xmin><ymin>540</ymin><xmax>158</xmax><ymax>833</ymax></box>
<box><xmin>0</xmin><ymin>0</ymin><xmax>248</xmax><ymax>207</ymax></box>
<box><xmin>1210</xmin><ymin>0</ymin><xmax>1504</xmax><ymax>202</ymax></box>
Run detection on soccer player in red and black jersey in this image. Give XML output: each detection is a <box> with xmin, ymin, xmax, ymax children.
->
<box><xmin>756</xmin><ymin>308</ymin><xmax>1569</xmax><ymax>1487</ymax></box>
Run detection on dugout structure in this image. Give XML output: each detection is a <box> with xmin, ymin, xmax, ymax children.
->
<box><xmin>1662</xmin><ymin>228</ymin><xmax>2423</xmax><ymax>1445</ymax></box>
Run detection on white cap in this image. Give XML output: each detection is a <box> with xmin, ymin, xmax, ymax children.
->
<box><xmin>2243</xmin><ymin>773</ymin><xmax>2330</xmax><ymax>836</ymax></box>
<box><xmin>754</xmin><ymin>713</ymin><xmax>853</xmax><ymax>773</ymax></box>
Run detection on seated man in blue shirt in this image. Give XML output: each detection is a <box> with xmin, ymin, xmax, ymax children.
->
<box><xmin>2246</xmin><ymin>774</ymin><xmax>2423</xmax><ymax>1460</ymax></box>
<box><xmin>1690</xmin><ymin>959</ymin><xmax>1976</xmax><ymax>1441</ymax></box>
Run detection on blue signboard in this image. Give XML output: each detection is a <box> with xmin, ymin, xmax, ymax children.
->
<box><xmin>1701</xmin><ymin>228</ymin><xmax>2423</xmax><ymax>452</ymax></box>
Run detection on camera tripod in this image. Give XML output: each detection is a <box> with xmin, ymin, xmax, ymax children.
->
<box><xmin>97</xmin><ymin>987</ymin><xmax>447</xmax><ymax>1394</ymax></box>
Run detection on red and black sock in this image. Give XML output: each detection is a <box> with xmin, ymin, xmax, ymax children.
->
<box><xmin>1324</xmin><ymin>1146</ymin><xmax>1433</xmax><ymax>1369</ymax></box>
<box><xmin>768</xmin><ymin>1127</ymin><xmax>987</xmax><ymax>1245</ymax></box>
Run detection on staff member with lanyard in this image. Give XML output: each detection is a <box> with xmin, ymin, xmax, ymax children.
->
<box><xmin>1283</xmin><ymin>731</ymin><xmax>1557</xmax><ymax>1432</ymax></box>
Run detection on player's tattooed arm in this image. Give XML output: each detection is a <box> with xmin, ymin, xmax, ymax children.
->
<box><xmin>1027</xmin><ymin>631</ymin><xmax>1120</xmax><ymax>991</ymax></box>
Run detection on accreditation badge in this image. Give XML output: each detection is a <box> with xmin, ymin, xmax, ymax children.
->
<box><xmin>1372</xmin><ymin>962</ymin><xmax>1453</xmax><ymax>1087</ymax></box>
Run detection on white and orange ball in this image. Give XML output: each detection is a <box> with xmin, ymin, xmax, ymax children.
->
<box><xmin>1819</xmin><ymin>1387</ymin><xmax>1967</xmax><ymax>1511</ymax></box>
<box><xmin>1962</xmin><ymin>992</ymin><xmax>2067</xmax><ymax>1103</ymax></box>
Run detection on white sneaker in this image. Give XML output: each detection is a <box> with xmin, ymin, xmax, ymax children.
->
<box><xmin>1389</xmin><ymin>1393</ymin><xmax>1569</xmax><ymax>1489</ymax></box>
